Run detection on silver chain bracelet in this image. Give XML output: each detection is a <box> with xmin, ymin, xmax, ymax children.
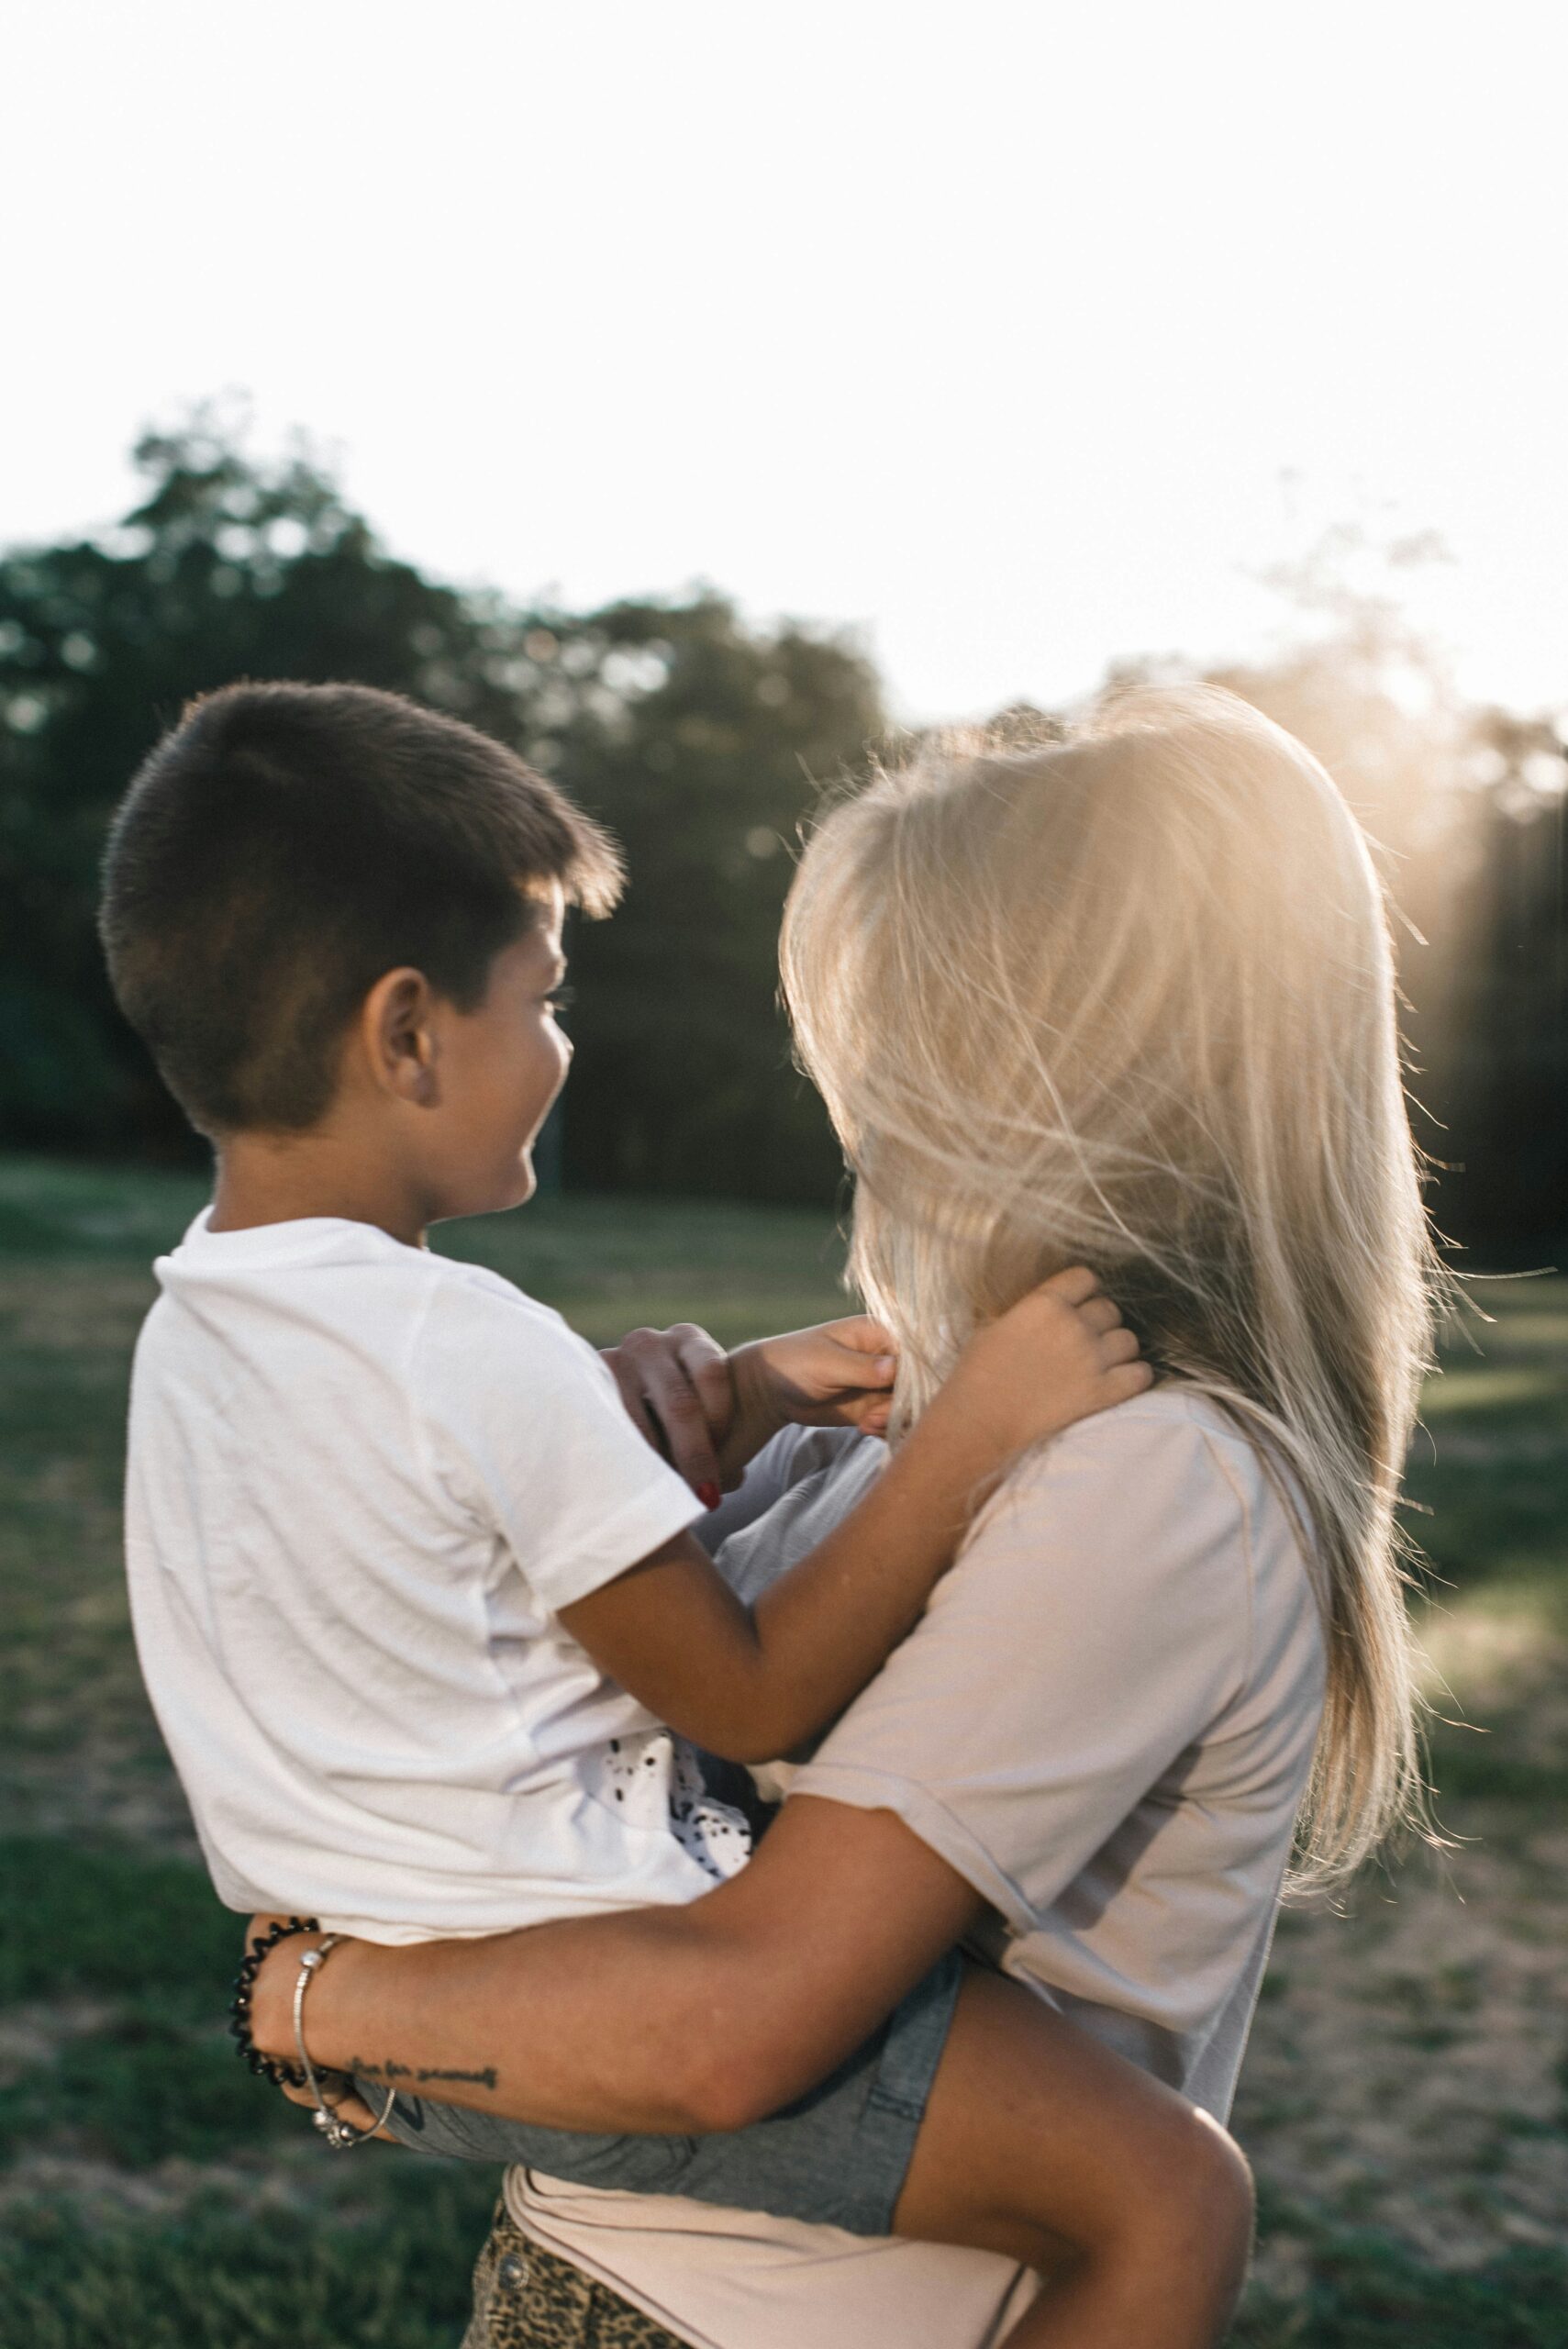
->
<box><xmin>292</xmin><ymin>1933</ymin><xmax>398</xmax><ymax>2150</ymax></box>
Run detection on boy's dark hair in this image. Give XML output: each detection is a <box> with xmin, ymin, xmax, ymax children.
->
<box><xmin>99</xmin><ymin>681</ymin><xmax>623</xmax><ymax>1137</ymax></box>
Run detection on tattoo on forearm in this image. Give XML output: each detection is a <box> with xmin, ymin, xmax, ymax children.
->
<box><xmin>349</xmin><ymin>2055</ymin><xmax>499</xmax><ymax>2091</ymax></box>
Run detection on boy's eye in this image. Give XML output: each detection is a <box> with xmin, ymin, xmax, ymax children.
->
<box><xmin>544</xmin><ymin>985</ymin><xmax>576</xmax><ymax>1013</ymax></box>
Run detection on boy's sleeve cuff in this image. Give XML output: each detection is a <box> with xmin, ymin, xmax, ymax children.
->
<box><xmin>528</xmin><ymin>1480</ymin><xmax>706</xmax><ymax>1615</ymax></box>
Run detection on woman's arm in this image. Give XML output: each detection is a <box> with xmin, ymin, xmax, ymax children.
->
<box><xmin>250</xmin><ymin>1795</ymin><xmax>982</xmax><ymax>2135</ymax></box>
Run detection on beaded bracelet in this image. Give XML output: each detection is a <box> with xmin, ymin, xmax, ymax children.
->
<box><xmin>229</xmin><ymin>1915</ymin><xmax>320</xmax><ymax>2087</ymax></box>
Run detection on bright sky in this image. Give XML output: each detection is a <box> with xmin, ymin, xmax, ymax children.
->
<box><xmin>7</xmin><ymin>0</ymin><xmax>1566</xmax><ymax>723</ymax></box>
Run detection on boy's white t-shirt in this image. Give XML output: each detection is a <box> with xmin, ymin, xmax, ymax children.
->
<box><xmin>124</xmin><ymin>1212</ymin><xmax>732</xmax><ymax>1941</ymax></box>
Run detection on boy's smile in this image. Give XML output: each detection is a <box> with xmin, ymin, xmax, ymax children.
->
<box><xmin>432</xmin><ymin>882</ymin><xmax>573</xmax><ymax>1219</ymax></box>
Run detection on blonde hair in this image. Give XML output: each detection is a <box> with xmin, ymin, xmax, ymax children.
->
<box><xmin>781</xmin><ymin>685</ymin><xmax>1439</xmax><ymax>1886</ymax></box>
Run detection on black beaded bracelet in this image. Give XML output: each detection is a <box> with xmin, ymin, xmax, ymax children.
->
<box><xmin>229</xmin><ymin>1915</ymin><xmax>320</xmax><ymax>2087</ymax></box>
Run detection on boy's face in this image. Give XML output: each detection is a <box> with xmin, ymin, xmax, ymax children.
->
<box><xmin>429</xmin><ymin>885</ymin><xmax>573</xmax><ymax>1218</ymax></box>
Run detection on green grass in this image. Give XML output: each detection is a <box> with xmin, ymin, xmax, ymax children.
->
<box><xmin>0</xmin><ymin>1838</ymin><xmax>305</xmax><ymax>2171</ymax></box>
<box><xmin>1</xmin><ymin>1152</ymin><xmax>1564</xmax><ymax>2346</ymax></box>
<box><xmin>0</xmin><ymin>2172</ymin><xmax>500</xmax><ymax>2349</ymax></box>
<box><xmin>1232</xmin><ymin>2211</ymin><xmax>1568</xmax><ymax>2347</ymax></box>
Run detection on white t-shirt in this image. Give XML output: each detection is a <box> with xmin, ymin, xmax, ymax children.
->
<box><xmin>508</xmin><ymin>1393</ymin><xmax>1327</xmax><ymax>2349</ymax></box>
<box><xmin>124</xmin><ymin>1212</ymin><xmax>731</xmax><ymax>1941</ymax></box>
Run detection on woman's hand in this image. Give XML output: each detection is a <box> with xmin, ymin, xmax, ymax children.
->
<box><xmin>599</xmin><ymin>1324</ymin><xmax>736</xmax><ymax>1504</ymax></box>
<box><xmin>601</xmin><ymin>1317</ymin><xmax>899</xmax><ymax>1498</ymax></box>
<box><xmin>242</xmin><ymin>1915</ymin><xmax>395</xmax><ymax>2140</ymax></box>
<box><xmin>925</xmin><ymin>1266</ymin><xmax>1150</xmax><ymax>1467</ymax></box>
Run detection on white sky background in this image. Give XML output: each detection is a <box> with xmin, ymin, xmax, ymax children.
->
<box><xmin>6</xmin><ymin>0</ymin><xmax>1566</xmax><ymax>723</ymax></box>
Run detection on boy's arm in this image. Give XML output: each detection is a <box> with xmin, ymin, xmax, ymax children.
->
<box><xmin>562</xmin><ymin>1271</ymin><xmax>1147</xmax><ymax>1763</ymax></box>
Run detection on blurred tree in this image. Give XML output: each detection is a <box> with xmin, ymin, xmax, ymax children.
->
<box><xmin>5</xmin><ymin>428</ymin><xmax>1560</xmax><ymax>1240</ymax></box>
<box><xmin>0</xmin><ymin>410</ymin><xmax>884</xmax><ymax>1197</ymax></box>
<box><xmin>542</xmin><ymin>595</ymin><xmax>884</xmax><ymax>1198</ymax></box>
<box><xmin>1435</xmin><ymin>714</ymin><xmax>1568</xmax><ymax>1248</ymax></box>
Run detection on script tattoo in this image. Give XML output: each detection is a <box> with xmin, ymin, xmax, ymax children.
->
<box><xmin>349</xmin><ymin>2054</ymin><xmax>499</xmax><ymax>2091</ymax></box>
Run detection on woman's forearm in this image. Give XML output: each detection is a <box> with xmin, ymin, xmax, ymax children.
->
<box><xmin>249</xmin><ymin>1797</ymin><xmax>979</xmax><ymax>2136</ymax></box>
<box><xmin>273</xmin><ymin>1903</ymin><xmax>748</xmax><ymax>2134</ymax></box>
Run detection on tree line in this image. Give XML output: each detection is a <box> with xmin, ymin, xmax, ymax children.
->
<box><xmin>2</xmin><ymin>416</ymin><xmax>1562</xmax><ymax>1252</ymax></box>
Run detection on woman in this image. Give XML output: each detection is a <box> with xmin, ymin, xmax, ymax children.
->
<box><xmin>249</xmin><ymin>685</ymin><xmax>1437</xmax><ymax>2347</ymax></box>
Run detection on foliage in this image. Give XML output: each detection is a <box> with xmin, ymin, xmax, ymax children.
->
<box><xmin>1</xmin><ymin>415</ymin><xmax>1563</xmax><ymax>1239</ymax></box>
<box><xmin>0</xmin><ymin>409</ymin><xmax>884</xmax><ymax>1197</ymax></box>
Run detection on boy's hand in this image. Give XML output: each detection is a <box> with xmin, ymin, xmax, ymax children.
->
<box><xmin>601</xmin><ymin>1316</ymin><xmax>899</xmax><ymax>1500</ymax></box>
<box><xmin>728</xmin><ymin>1319</ymin><xmax>898</xmax><ymax>1453</ymax></box>
<box><xmin>925</xmin><ymin>1267</ymin><xmax>1150</xmax><ymax>1475</ymax></box>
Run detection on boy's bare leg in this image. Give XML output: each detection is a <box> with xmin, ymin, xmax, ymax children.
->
<box><xmin>894</xmin><ymin>1966</ymin><xmax>1253</xmax><ymax>2349</ymax></box>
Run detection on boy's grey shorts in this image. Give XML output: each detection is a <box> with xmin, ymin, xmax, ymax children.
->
<box><xmin>365</xmin><ymin>1946</ymin><xmax>964</xmax><ymax>2239</ymax></box>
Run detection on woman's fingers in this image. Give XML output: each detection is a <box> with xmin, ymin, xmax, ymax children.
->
<box><xmin>680</xmin><ymin>1330</ymin><xmax>740</xmax><ymax>1438</ymax></box>
<box><xmin>607</xmin><ymin>1325</ymin><xmax>731</xmax><ymax>1503</ymax></box>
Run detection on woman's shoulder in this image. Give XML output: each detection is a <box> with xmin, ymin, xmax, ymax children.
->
<box><xmin>984</xmin><ymin>1384</ymin><xmax>1314</xmax><ymax>1596</ymax></box>
<box><xmin>1030</xmin><ymin>1382</ymin><xmax>1268</xmax><ymax>1477</ymax></box>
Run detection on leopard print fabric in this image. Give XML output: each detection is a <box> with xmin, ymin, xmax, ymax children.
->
<box><xmin>462</xmin><ymin>2204</ymin><xmax>695</xmax><ymax>2349</ymax></box>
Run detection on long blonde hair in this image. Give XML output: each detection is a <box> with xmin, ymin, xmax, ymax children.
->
<box><xmin>781</xmin><ymin>685</ymin><xmax>1439</xmax><ymax>1885</ymax></box>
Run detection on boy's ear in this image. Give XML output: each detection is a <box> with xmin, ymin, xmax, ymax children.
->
<box><xmin>361</xmin><ymin>968</ymin><xmax>439</xmax><ymax>1105</ymax></box>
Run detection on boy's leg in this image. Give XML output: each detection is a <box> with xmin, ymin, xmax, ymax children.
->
<box><xmin>366</xmin><ymin>1956</ymin><xmax>1251</xmax><ymax>2349</ymax></box>
<box><xmin>894</xmin><ymin>1965</ymin><xmax>1253</xmax><ymax>2349</ymax></box>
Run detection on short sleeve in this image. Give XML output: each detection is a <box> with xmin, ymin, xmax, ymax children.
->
<box><xmin>791</xmin><ymin>1405</ymin><xmax>1254</xmax><ymax>1934</ymax></box>
<box><xmin>696</xmin><ymin>1425</ymin><xmax>839</xmax><ymax>1553</ymax></box>
<box><xmin>415</xmin><ymin>1271</ymin><xmax>704</xmax><ymax>1614</ymax></box>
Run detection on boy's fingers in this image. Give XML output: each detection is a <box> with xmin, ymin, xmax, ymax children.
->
<box><xmin>828</xmin><ymin>1316</ymin><xmax>899</xmax><ymax>1364</ymax></box>
<box><xmin>1042</xmin><ymin>1265</ymin><xmax>1102</xmax><ymax>1306</ymax></box>
<box><xmin>1100</xmin><ymin>1327</ymin><xmax>1142</xmax><ymax>1365</ymax></box>
<box><xmin>828</xmin><ymin>1342</ymin><xmax>897</xmax><ymax>1388</ymax></box>
<box><xmin>1079</xmin><ymin>1295</ymin><xmax>1123</xmax><ymax>1333</ymax></box>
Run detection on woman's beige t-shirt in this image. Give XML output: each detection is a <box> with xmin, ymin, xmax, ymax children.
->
<box><xmin>506</xmin><ymin>1390</ymin><xmax>1327</xmax><ymax>2349</ymax></box>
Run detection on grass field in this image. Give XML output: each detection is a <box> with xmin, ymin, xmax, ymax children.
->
<box><xmin>1</xmin><ymin>1153</ymin><xmax>1564</xmax><ymax>2348</ymax></box>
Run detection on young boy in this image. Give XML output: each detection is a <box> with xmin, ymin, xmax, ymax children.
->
<box><xmin>103</xmin><ymin>682</ymin><xmax>1249</xmax><ymax>2348</ymax></box>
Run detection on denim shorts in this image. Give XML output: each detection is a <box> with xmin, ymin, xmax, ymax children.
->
<box><xmin>366</xmin><ymin>1945</ymin><xmax>964</xmax><ymax>2238</ymax></box>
